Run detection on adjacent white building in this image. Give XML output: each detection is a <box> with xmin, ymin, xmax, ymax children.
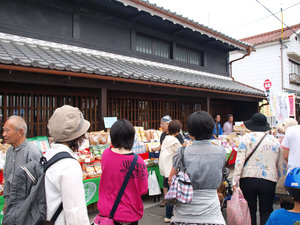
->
<box><xmin>230</xmin><ymin>23</ymin><xmax>300</xmax><ymax>115</ymax></box>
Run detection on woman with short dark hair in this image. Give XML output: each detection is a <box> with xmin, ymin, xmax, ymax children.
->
<box><xmin>169</xmin><ymin>111</ymin><xmax>226</xmax><ymax>225</ymax></box>
<box><xmin>95</xmin><ymin>119</ymin><xmax>148</xmax><ymax>225</ymax></box>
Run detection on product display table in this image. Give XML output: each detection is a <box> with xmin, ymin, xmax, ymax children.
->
<box><xmin>83</xmin><ymin>165</ymin><xmax>163</xmax><ymax>207</ymax></box>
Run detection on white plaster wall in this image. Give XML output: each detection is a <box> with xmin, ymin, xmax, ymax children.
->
<box><xmin>230</xmin><ymin>29</ymin><xmax>300</xmax><ymax>95</ymax></box>
<box><xmin>230</xmin><ymin>42</ymin><xmax>282</xmax><ymax>92</ymax></box>
<box><xmin>283</xmin><ymin>32</ymin><xmax>300</xmax><ymax>92</ymax></box>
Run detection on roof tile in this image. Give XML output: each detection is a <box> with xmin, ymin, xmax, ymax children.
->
<box><xmin>241</xmin><ymin>23</ymin><xmax>300</xmax><ymax>45</ymax></box>
<box><xmin>0</xmin><ymin>32</ymin><xmax>264</xmax><ymax>97</ymax></box>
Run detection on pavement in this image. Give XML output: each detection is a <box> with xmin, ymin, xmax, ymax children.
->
<box><xmin>88</xmin><ymin>193</ymin><xmax>280</xmax><ymax>225</ymax></box>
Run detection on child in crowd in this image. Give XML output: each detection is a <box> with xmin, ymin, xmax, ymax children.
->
<box><xmin>266</xmin><ymin>167</ymin><xmax>300</xmax><ymax>225</ymax></box>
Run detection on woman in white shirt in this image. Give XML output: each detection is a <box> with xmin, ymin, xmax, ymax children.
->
<box><xmin>159</xmin><ymin>119</ymin><xmax>182</xmax><ymax>223</ymax></box>
<box><xmin>46</xmin><ymin>105</ymin><xmax>90</xmax><ymax>225</ymax></box>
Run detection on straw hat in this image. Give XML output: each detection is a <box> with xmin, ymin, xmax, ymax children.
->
<box><xmin>48</xmin><ymin>105</ymin><xmax>90</xmax><ymax>142</ymax></box>
<box><xmin>278</xmin><ymin>118</ymin><xmax>298</xmax><ymax>134</ymax></box>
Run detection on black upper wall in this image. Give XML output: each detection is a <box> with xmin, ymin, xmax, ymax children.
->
<box><xmin>0</xmin><ymin>0</ymin><xmax>230</xmax><ymax>76</ymax></box>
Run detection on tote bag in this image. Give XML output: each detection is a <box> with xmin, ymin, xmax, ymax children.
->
<box><xmin>227</xmin><ymin>187</ymin><xmax>251</xmax><ymax>225</ymax></box>
<box><xmin>148</xmin><ymin>170</ymin><xmax>162</xmax><ymax>196</ymax></box>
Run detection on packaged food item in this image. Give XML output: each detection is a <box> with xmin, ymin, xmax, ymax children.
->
<box><xmin>153</xmin><ymin>130</ymin><xmax>161</xmax><ymax>142</ymax></box>
<box><xmin>88</xmin><ymin>131</ymin><xmax>108</xmax><ymax>145</ymax></box>
<box><xmin>82</xmin><ymin>171</ymin><xmax>88</xmax><ymax>180</ymax></box>
<box><xmin>134</xmin><ymin>127</ymin><xmax>142</xmax><ymax>142</ymax></box>
<box><xmin>82</xmin><ymin>163</ymin><xmax>96</xmax><ymax>175</ymax></box>
<box><xmin>144</xmin><ymin>130</ymin><xmax>151</xmax><ymax>142</ymax></box>
<box><xmin>94</xmin><ymin>161</ymin><xmax>102</xmax><ymax>174</ymax></box>
<box><xmin>139</xmin><ymin>127</ymin><xmax>148</xmax><ymax>142</ymax></box>
<box><xmin>78</xmin><ymin>149</ymin><xmax>94</xmax><ymax>163</ymax></box>
<box><xmin>0</xmin><ymin>139</ymin><xmax>11</xmax><ymax>154</ymax></box>
<box><xmin>27</xmin><ymin>136</ymin><xmax>50</xmax><ymax>153</ymax></box>
<box><xmin>145</xmin><ymin>142</ymin><xmax>160</xmax><ymax>152</ymax></box>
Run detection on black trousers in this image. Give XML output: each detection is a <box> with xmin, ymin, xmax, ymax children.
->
<box><xmin>240</xmin><ymin>178</ymin><xmax>276</xmax><ymax>225</ymax></box>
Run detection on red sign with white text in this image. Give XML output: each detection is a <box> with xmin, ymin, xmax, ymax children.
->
<box><xmin>264</xmin><ymin>79</ymin><xmax>272</xmax><ymax>90</ymax></box>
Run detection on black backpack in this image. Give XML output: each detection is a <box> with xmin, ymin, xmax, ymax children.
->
<box><xmin>3</xmin><ymin>152</ymin><xmax>74</xmax><ymax>225</ymax></box>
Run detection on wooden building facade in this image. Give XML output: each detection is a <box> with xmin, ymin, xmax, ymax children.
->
<box><xmin>0</xmin><ymin>0</ymin><xmax>264</xmax><ymax>137</ymax></box>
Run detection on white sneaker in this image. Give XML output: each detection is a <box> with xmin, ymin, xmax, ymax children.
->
<box><xmin>164</xmin><ymin>217</ymin><xmax>172</xmax><ymax>223</ymax></box>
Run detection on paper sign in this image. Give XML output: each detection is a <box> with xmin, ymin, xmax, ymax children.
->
<box><xmin>103</xmin><ymin>117</ymin><xmax>117</xmax><ymax>128</ymax></box>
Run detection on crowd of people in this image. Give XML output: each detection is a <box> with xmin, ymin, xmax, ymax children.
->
<box><xmin>1</xmin><ymin>105</ymin><xmax>300</xmax><ymax>225</ymax></box>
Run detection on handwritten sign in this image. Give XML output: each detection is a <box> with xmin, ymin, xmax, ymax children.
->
<box><xmin>103</xmin><ymin>117</ymin><xmax>117</xmax><ymax>128</ymax></box>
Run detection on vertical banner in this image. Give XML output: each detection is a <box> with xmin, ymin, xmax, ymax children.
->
<box><xmin>288</xmin><ymin>94</ymin><xmax>295</xmax><ymax>117</ymax></box>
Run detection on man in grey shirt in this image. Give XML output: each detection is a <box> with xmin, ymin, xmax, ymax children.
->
<box><xmin>2</xmin><ymin>116</ymin><xmax>42</xmax><ymax>211</ymax></box>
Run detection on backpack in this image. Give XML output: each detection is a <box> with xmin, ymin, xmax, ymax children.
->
<box><xmin>2</xmin><ymin>152</ymin><xmax>74</xmax><ymax>225</ymax></box>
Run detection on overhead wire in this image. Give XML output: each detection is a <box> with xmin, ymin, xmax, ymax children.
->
<box><xmin>222</xmin><ymin>2</ymin><xmax>300</xmax><ymax>30</ymax></box>
<box><xmin>255</xmin><ymin>0</ymin><xmax>300</xmax><ymax>38</ymax></box>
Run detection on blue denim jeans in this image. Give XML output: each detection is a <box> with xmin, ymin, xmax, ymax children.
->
<box><xmin>164</xmin><ymin>177</ymin><xmax>174</xmax><ymax>218</ymax></box>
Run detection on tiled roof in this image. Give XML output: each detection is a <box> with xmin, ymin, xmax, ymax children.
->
<box><xmin>118</xmin><ymin>0</ymin><xmax>252</xmax><ymax>51</ymax></box>
<box><xmin>241</xmin><ymin>23</ymin><xmax>300</xmax><ymax>45</ymax></box>
<box><xmin>0</xmin><ymin>32</ymin><xmax>264</xmax><ymax>97</ymax></box>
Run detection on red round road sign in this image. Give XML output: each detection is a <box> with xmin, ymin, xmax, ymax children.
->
<box><xmin>264</xmin><ymin>79</ymin><xmax>272</xmax><ymax>90</ymax></box>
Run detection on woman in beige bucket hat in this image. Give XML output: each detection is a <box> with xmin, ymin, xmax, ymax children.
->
<box><xmin>45</xmin><ymin>105</ymin><xmax>90</xmax><ymax>225</ymax></box>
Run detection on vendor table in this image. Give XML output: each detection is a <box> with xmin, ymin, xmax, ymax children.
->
<box><xmin>83</xmin><ymin>165</ymin><xmax>163</xmax><ymax>207</ymax></box>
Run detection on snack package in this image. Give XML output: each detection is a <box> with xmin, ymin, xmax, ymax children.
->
<box><xmin>149</xmin><ymin>130</ymin><xmax>155</xmax><ymax>140</ymax></box>
<box><xmin>94</xmin><ymin>161</ymin><xmax>102</xmax><ymax>174</ymax></box>
<box><xmin>0</xmin><ymin>139</ymin><xmax>11</xmax><ymax>154</ymax></box>
<box><xmin>153</xmin><ymin>130</ymin><xmax>162</xmax><ymax>142</ymax></box>
<box><xmin>88</xmin><ymin>131</ymin><xmax>108</xmax><ymax>145</ymax></box>
<box><xmin>134</xmin><ymin>127</ymin><xmax>142</xmax><ymax>142</ymax></box>
<box><xmin>144</xmin><ymin>130</ymin><xmax>151</xmax><ymax>142</ymax></box>
<box><xmin>27</xmin><ymin>136</ymin><xmax>50</xmax><ymax>153</ymax></box>
<box><xmin>82</xmin><ymin>163</ymin><xmax>96</xmax><ymax>175</ymax></box>
<box><xmin>139</xmin><ymin>127</ymin><xmax>148</xmax><ymax>142</ymax></box>
<box><xmin>37</xmin><ymin>136</ymin><xmax>51</xmax><ymax>153</ymax></box>
<box><xmin>145</xmin><ymin>142</ymin><xmax>160</xmax><ymax>152</ymax></box>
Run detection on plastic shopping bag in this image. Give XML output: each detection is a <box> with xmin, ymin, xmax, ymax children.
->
<box><xmin>227</xmin><ymin>187</ymin><xmax>251</xmax><ymax>225</ymax></box>
<box><xmin>148</xmin><ymin>170</ymin><xmax>161</xmax><ymax>196</ymax></box>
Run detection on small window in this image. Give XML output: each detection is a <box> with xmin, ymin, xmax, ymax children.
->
<box><xmin>289</xmin><ymin>60</ymin><xmax>300</xmax><ymax>75</ymax></box>
<box><xmin>136</xmin><ymin>34</ymin><xmax>170</xmax><ymax>59</ymax></box>
<box><xmin>176</xmin><ymin>45</ymin><xmax>204</xmax><ymax>66</ymax></box>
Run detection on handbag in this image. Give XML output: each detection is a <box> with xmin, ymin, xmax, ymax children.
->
<box><xmin>227</xmin><ymin>187</ymin><xmax>251</xmax><ymax>225</ymax></box>
<box><xmin>243</xmin><ymin>132</ymin><xmax>267</xmax><ymax>167</ymax></box>
<box><xmin>93</xmin><ymin>154</ymin><xmax>138</xmax><ymax>225</ymax></box>
<box><xmin>165</xmin><ymin>147</ymin><xmax>193</xmax><ymax>206</ymax></box>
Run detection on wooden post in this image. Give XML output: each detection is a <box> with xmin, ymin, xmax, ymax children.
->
<box><xmin>206</xmin><ymin>96</ymin><xmax>210</xmax><ymax>114</ymax></box>
<box><xmin>99</xmin><ymin>88</ymin><xmax>107</xmax><ymax>130</ymax></box>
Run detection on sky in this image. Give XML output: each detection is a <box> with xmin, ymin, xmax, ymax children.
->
<box><xmin>147</xmin><ymin>0</ymin><xmax>300</xmax><ymax>40</ymax></box>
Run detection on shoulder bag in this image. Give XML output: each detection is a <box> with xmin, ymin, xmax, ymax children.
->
<box><xmin>93</xmin><ymin>154</ymin><xmax>138</xmax><ymax>225</ymax></box>
<box><xmin>165</xmin><ymin>147</ymin><xmax>193</xmax><ymax>206</ymax></box>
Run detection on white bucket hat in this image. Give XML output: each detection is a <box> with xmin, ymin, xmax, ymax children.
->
<box><xmin>48</xmin><ymin>105</ymin><xmax>90</xmax><ymax>142</ymax></box>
